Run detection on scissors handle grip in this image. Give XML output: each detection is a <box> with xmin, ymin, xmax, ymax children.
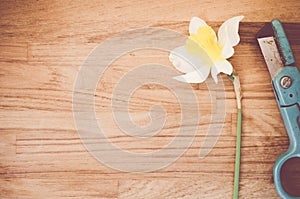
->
<box><xmin>272</xmin><ymin>66</ymin><xmax>300</xmax><ymax>198</ymax></box>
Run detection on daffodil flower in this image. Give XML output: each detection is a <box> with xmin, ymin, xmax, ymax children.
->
<box><xmin>169</xmin><ymin>16</ymin><xmax>245</xmax><ymax>199</ymax></box>
<box><xmin>169</xmin><ymin>16</ymin><xmax>244</xmax><ymax>83</ymax></box>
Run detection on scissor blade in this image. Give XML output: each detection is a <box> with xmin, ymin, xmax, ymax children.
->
<box><xmin>257</xmin><ymin>36</ymin><xmax>284</xmax><ymax>79</ymax></box>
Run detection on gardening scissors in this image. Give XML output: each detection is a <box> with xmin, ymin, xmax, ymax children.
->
<box><xmin>257</xmin><ymin>20</ymin><xmax>300</xmax><ymax>199</ymax></box>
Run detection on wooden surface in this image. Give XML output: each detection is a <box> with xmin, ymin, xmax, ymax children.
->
<box><xmin>1</xmin><ymin>0</ymin><xmax>300</xmax><ymax>198</ymax></box>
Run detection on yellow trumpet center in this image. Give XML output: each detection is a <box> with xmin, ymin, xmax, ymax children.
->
<box><xmin>187</xmin><ymin>26</ymin><xmax>224</xmax><ymax>62</ymax></box>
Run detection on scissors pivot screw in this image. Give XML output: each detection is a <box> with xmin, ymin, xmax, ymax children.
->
<box><xmin>280</xmin><ymin>76</ymin><xmax>292</xmax><ymax>89</ymax></box>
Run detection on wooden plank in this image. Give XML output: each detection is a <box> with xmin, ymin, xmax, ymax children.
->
<box><xmin>0</xmin><ymin>177</ymin><xmax>118</xmax><ymax>199</ymax></box>
<box><xmin>119</xmin><ymin>178</ymin><xmax>279</xmax><ymax>198</ymax></box>
<box><xmin>0</xmin><ymin>43</ymin><xmax>28</xmax><ymax>62</ymax></box>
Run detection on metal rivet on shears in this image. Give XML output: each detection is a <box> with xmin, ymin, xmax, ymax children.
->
<box><xmin>280</xmin><ymin>76</ymin><xmax>292</xmax><ymax>89</ymax></box>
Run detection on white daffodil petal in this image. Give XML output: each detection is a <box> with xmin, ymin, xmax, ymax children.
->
<box><xmin>215</xmin><ymin>60</ymin><xmax>233</xmax><ymax>75</ymax></box>
<box><xmin>211</xmin><ymin>60</ymin><xmax>233</xmax><ymax>83</ymax></box>
<box><xmin>169</xmin><ymin>46</ymin><xmax>206</xmax><ymax>73</ymax></box>
<box><xmin>218</xmin><ymin>16</ymin><xmax>244</xmax><ymax>47</ymax></box>
<box><xmin>189</xmin><ymin>17</ymin><xmax>208</xmax><ymax>34</ymax></box>
<box><xmin>222</xmin><ymin>39</ymin><xmax>235</xmax><ymax>59</ymax></box>
<box><xmin>211</xmin><ymin>65</ymin><xmax>219</xmax><ymax>83</ymax></box>
<box><xmin>173</xmin><ymin>66</ymin><xmax>210</xmax><ymax>83</ymax></box>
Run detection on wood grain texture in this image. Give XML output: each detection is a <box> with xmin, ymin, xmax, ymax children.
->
<box><xmin>1</xmin><ymin>0</ymin><xmax>300</xmax><ymax>198</ymax></box>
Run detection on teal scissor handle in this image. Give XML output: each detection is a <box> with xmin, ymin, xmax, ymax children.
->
<box><xmin>272</xmin><ymin>66</ymin><xmax>300</xmax><ymax>199</ymax></box>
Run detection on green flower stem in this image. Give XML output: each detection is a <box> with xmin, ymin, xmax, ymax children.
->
<box><xmin>228</xmin><ymin>73</ymin><xmax>243</xmax><ymax>199</ymax></box>
<box><xmin>233</xmin><ymin>108</ymin><xmax>242</xmax><ymax>199</ymax></box>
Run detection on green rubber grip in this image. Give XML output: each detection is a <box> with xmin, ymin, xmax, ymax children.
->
<box><xmin>272</xmin><ymin>66</ymin><xmax>300</xmax><ymax>199</ymax></box>
<box><xmin>271</xmin><ymin>19</ymin><xmax>295</xmax><ymax>65</ymax></box>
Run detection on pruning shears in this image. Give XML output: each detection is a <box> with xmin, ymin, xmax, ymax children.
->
<box><xmin>256</xmin><ymin>20</ymin><xmax>300</xmax><ymax>198</ymax></box>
